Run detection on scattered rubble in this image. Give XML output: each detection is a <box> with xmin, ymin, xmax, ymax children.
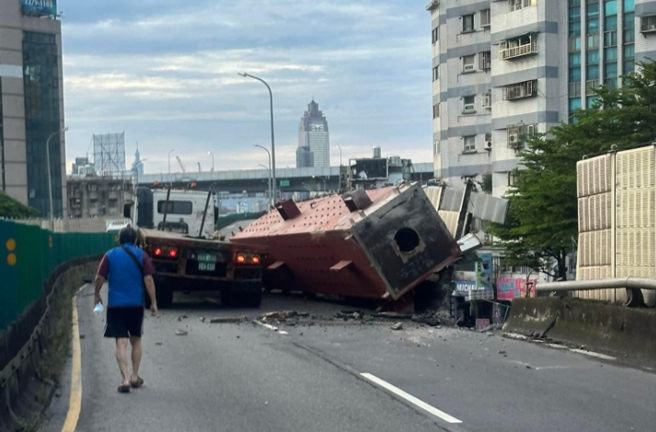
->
<box><xmin>175</xmin><ymin>330</ymin><xmax>188</xmax><ymax>336</ymax></box>
<box><xmin>391</xmin><ymin>322</ymin><xmax>404</xmax><ymax>331</ymax></box>
<box><xmin>260</xmin><ymin>311</ymin><xmax>299</xmax><ymax>321</ymax></box>
<box><xmin>155</xmin><ymin>342</ymin><xmax>163</xmax><ymax>346</ymax></box>
<box><xmin>210</xmin><ymin>315</ymin><xmax>248</xmax><ymax>324</ymax></box>
<box><xmin>375</xmin><ymin>312</ymin><xmax>413</xmax><ymax>320</ymax></box>
<box><xmin>411</xmin><ymin>314</ymin><xmax>441</xmax><ymax>327</ymax></box>
<box><xmin>199</xmin><ymin>317</ymin><xmax>206</xmax><ymax>323</ymax></box>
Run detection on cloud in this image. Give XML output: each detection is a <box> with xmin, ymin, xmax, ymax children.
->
<box><xmin>60</xmin><ymin>0</ymin><xmax>433</xmax><ymax>174</ymax></box>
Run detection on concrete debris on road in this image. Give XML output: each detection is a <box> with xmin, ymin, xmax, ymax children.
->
<box><xmin>391</xmin><ymin>322</ymin><xmax>404</xmax><ymax>331</ymax></box>
<box><xmin>199</xmin><ymin>317</ymin><xmax>206</xmax><ymax>323</ymax></box>
<box><xmin>210</xmin><ymin>315</ymin><xmax>248</xmax><ymax>324</ymax></box>
<box><xmin>175</xmin><ymin>329</ymin><xmax>188</xmax><ymax>336</ymax></box>
<box><xmin>411</xmin><ymin>314</ymin><xmax>441</xmax><ymax>327</ymax></box>
<box><xmin>375</xmin><ymin>312</ymin><xmax>413</xmax><ymax>320</ymax></box>
<box><xmin>260</xmin><ymin>310</ymin><xmax>299</xmax><ymax>321</ymax></box>
<box><xmin>155</xmin><ymin>342</ymin><xmax>163</xmax><ymax>345</ymax></box>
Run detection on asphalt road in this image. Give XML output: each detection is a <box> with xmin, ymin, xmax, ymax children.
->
<box><xmin>41</xmin><ymin>288</ymin><xmax>656</xmax><ymax>432</ymax></box>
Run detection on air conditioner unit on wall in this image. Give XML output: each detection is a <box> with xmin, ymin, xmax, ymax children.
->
<box><xmin>508</xmin><ymin>131</ymin><xmax>520</xmax><ymax>148</ymax></box>
<box><xmin>527</xmin><ymin>124</ymin><xmax>535</xmax><ymax>135</ymax></box>
<box><xmin>485</xmin><ymin>141</ymin><xmax>492</xmax><ymax>150</ymax></box>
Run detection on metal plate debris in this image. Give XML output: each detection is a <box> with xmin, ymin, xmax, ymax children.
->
<box><xmin>231</xmin><ymin>184</ymin><xmax>461</xmax><ymax>302</ymax></box>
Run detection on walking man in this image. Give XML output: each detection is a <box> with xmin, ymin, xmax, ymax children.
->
<box><xmin>94</xmin><ymin>226</ymin><xmax>157</xmax><ymax>393</ymax></box>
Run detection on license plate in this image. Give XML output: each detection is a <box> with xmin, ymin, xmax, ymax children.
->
<box><xmin>198</xmin><ymin>262</ymin><xmax>216</xmax><ymax>272</ymax></box>
<box><xmin>198</xmin><ymin>253</ymin><xmax>217</xmax><ymax>263</ymax></box>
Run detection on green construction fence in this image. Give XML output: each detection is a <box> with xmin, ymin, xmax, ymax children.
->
<box><xmin>0</xmin><ymin>220</ymin><xmax>117</xmax><ymax>331</ymax></box>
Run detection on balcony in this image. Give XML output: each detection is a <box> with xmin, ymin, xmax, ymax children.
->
<box><xmin>500</xmin><ymin>34</ymin><xmax>538</xmax><ymax>60</ymax></box>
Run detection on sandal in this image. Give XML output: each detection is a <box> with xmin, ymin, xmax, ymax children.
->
<box><xmin>130</xmin><ymin>377</ymin><xmax>144</xmax><ymax>388</ymax></box>
<box><xmin>118</xmin><ymin>384</ymin><xmax>131</xmax><ymax>393</ymax></box>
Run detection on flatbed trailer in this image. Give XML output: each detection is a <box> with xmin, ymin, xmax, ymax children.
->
<box><xmin>139</xmin><ymin>228</ymin><xmax>266</xmax><ymax>308</ymax></box>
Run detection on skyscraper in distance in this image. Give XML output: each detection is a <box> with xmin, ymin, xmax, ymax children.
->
<box><xmin>297</xmin><ymin>99</ymin><xmax>330</xmax><ymax>168</ymax></box>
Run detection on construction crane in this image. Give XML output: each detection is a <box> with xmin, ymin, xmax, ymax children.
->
<box><xmin>176</xmin><ymin>156</ymin><xmax>187</xmax><ymax>173</ymax></box>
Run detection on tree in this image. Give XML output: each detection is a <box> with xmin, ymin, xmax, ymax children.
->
<box><xmin>0</xmin><ymin>191</ymin><xmax>39</xmax><ymax>219</ymax></box>
<box><xmin>489</xmin><ymin>61</ymin><xmax>656</xmax><ymax>280</ymax></box>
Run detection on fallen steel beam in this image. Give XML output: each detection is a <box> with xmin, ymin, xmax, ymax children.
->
<box><xmin>231</xmin><ymin>184</ymin><xmax>461</xmax><ymax>302</ymax></box>
<box><xmin>536</xmin><ymin>277</ymin><xmax>656</xmax><ymax>292</ymax></box>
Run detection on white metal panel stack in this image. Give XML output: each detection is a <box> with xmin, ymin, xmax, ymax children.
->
<box><xmin>615</xmin><ymin>146</ymin><xmax>656</xmax><ymax>306</ymax></box>
<box><xmin>576</xmin><ymin>154</ymin><xmax>617</xmax><ymax>301</ymax></box>
<box><xmin>424</xmin><ymin>186</ymin><xmax>459</xmax><ymax>237</ymax></box>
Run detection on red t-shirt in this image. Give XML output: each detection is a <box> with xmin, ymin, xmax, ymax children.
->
<box><xmin>97</xmin><ymin>250</ymin><xmax>156</xmax><ymax>279</ymax></box>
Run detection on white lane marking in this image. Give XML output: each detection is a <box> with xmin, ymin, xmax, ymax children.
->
<box><xmin>252</xmin><ymin>320</ymin><xmax>279</xmax><ymax>331</ymax></box>
<box><xmin>278</xmin><ymin>331</ymin><xmax>289</xmax><ymax>335</ymax></box>
<box><xmin>360</xmin><ymin>373</ymin><xmax>463</xmax><ymax>424</ymax></box>
<box><xmin>570</xmin><ymin>349</ymin><xmax>616</xmax><ymax>361</ymax></box>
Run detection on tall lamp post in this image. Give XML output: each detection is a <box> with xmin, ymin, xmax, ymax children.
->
<box><xmin>258</xmin><ymin>163</ymin><xmax>272</xmax><ymax>208</ymax></box>
<box><xmin>168</xmin><ymin>149</ymin><xmax>175</xmax><ymax>187</ymax></box>
<box><xmin>207</xmin><ymin>151</ymin><xmax>215</xmax><ymax>171</ymax></box>
<box><xmin>254</xmin><ymin>144</ymin><xmax>272</xmax><ymax>207</ymax></box>
<box><xmin>238</xmin><ymin>72</ymin><xmax>277</xmax><ymax>204</ymax></box>
<box><xmin>46</xmin><ymin>126</ymin><xmax>68</xmax><ymax>228</ymax></box>
<box><xmin>337</xmin><ymin>145</ymin><xmax>343</xmax><ymax>167</ymax></box>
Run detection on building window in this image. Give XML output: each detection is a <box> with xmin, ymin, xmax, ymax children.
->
<box><xmin>433</xmin><ymin>103</ymin><xmax>439</xmax><ymax>119</ymax></box>
<box><xmin>587</xmin><ymin>50</ymin><xmax>600</xmax><ymax>65</ymax></box>
<box><xmin>569</xmin><ymin>66</ymin><xmax>582</xmax><ymax>81</ymax></box>
<box><xmin>587</xmin><ymin>65</ymin><xmax>600</xmax><ymax>80</ymax></box>
<box><xmin>569</xmin><ymin>6</ymin><xmax>581</xmax><ymax>22</ymax></box>
<box><xmin>587</xmin><ymin>18</ymin><xmax>599</xmax><ymax>33</ymax></box>
<box><xmin>569</xmin><ymin>36</ymin><xmax>582</xmax><ymax>52</ymax></box>
<box><xmin>587</xmin><ymin>2</ymin><xmax>599</xmax><ymax>19</ymax></box>
<box><xmin>587</xmin><ymin>33</ymin><xmax>600</xmax><ymax>49</ymax></box>
<box><xmin>504</xmin><ymin>80</ymin><xmax>537</xmax><ymax>100</ymax></box>
<box><xmin>157</xmin><ymin>200</ymin><xmax>193</xmax><ymax>215</ymax></box>
<box><xmin>587</xmin><ymin>96</ymin><xmax>600</xmax><ymax>108</ymax></box>
<box><xmin>641</xmin><ymin>16</ymin><xmax>656</xmax><ymax>33</ymax></box>
<box><xmin>570</xmin><ymin>81</ymin><xmax>582</xmax><ymax>97</ymax></box>
<box><xmin>463</xmin><ymin>54</ymin><xmax>475</xmax><ymax>72</ymax></box>
<box><xmin>624</xmin><ymin>12</ymin><xmax>635</xmax><ymax>42</ymax></box>
<box><xmin>569</xmin><ymin>97</ymin><xmax>582</xmax><ymax>112</ymax></box>
<box><xmin>433</xmin><ymin>66</ymin><xmax>439</xmax><ymax>81</ymax></box>
<box><xmin>500</xmin><ymin>34</ymin><xmax>538</xmax><ymax>60</ymax></box>
<box><xmin>462</xmin><ymin>14</ymin><xmax>475</xmax><ymax>33</ymax></box>
<box><xmin>605</xmin><ymin>15</ymin><xmax>617</xmax><ymax>31</ymax></box>
<box><xmin>432</xmin><ymin>27</ymin><xmax>439</xmax><ymax>44</ymax></box>
<box><xmin>463</xmin><ymin>136</ymin><xmax>476</xmax><ymax>153</ymax></box>
<box><xmin>463</xmin><ymin>95</ymin><xmax>476</xmax><ymax>113</ymax></box>
<box><xmin>23</xmin><ymin>32</ymin><xmax>62</xmax><ymax>217</ymax></box>
<box><xmin>604</xmin><ymin>30</ymin><xmax>617</xmax><ymax>46</ymax></box>
<box><xmin>569</xmin><ymin>53</ymin><xmax>582</xmax><ymax>66</ymax></box>
<box><xmin>434</xmin><ymin>141</ymin><xmax>440</xmax><ymax>155</ymax></box>
<box><xmin>480</xmin><ymin>9</ymin><xmax>491</xmax><ymax>27</ymax></box>
<box><xmin>509</xmin><ymin>0</ymin><xmax>536</xmax><ymax>12</ymax></box>
<box><xmin>605</xmin><ymin>0</ymin><xmax>617</xmax><ymax>15</ymax></box>
<box><xmin>606</xmin><ymin>61</ymin><xmax>618</xmax><ymax>77</ymax></box>
<box><xmin>624</xmin><ymin>0</ymin><xmax>634</xmax><ymax>13</ymax></box>
<box><xmin>479</xmin><ymin>51</ymin><xmax>491</xmax><ymax>69</ymax></box>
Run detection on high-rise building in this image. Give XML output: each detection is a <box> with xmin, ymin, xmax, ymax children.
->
<box><xmin>132</xmin><ymin>143</ymin><xmax>144</xmax><ymax>176</ymax></box>
<box><xmin>0</xmin><ymin>0</ymin><xmax>67</xmax><ymax>216</ymax></box>
<box><xmin>427</xmin><ymin>0</ymin><xmax>655</xmax><ymax>198</ymax></box>
<box><xmin>295</xmin><ymin>146</ymin><xmax>314</xmax><ymax>168</ymax></box>
<box><xmin>298</xmin><ymin>99</ymin><xmax>330</xmax><ymax>168</ymax></box>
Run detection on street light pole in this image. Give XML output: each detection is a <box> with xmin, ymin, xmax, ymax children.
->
<box><xmin>254</xmin><ymin>144</ymin><xmax>272</xmax><ymax>207</ymax></box>
<box><xmin>258</xmin><ymin>163</ymin><xmax>272</xmax><ymax>208</ymax></box>
<box><xmin>337</xmin><ymin>145</ymin><xmax>343</xmax><ymax>167</ymax></box>
<box><xmin>168</xmin><ymin>149</ymin><xmax>175</xmax><ymax>187</ymax></box>
<box><xmin>207</xmin><ymin>151</ymin><xmax>215</xmax><ymax>172</ymax></box>
<box><xmin>46</xmin><ymin>126</ymin><xmax>68</xmax><ymax>228</ymax></box>
<box><xmin>239</xmin><ymin>73</ymin><xmax>277</xmax><ymax>204</ymax></box>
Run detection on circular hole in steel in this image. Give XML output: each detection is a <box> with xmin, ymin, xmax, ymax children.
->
<box><xmin>394</xmin><ymin>228</ymin><xmax>420</xmax><ymax>254</ymax></box>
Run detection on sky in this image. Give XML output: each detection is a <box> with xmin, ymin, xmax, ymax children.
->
<box><xmin>60</xmin><ymin>0</ymin><xmax>433</xmax><ymax>174</ymax></box>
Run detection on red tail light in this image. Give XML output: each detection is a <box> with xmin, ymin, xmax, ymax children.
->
<box><xmin>236</xmin><ymin>254</ymin><xmax>246</xmax><ymax>264</ymax></box>
<box><xmin>169</xmin><ymin>249</ymin><xmax>178</xmax><ymax>258</ymax></box>
<box><xmin>154</xmin><ymin>248</ymin><xmax>162</xmax><ymax>256</ymax></box>
<box><xmin>251</xmin><ymin>256</ymin><xmax>260</xmax><ymax>265</ymax></box>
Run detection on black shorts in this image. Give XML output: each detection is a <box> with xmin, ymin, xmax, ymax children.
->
<box><xmin>104</xmin><ymin>307</ymin><xmax>144</xmax><ymax>339</ymax></box>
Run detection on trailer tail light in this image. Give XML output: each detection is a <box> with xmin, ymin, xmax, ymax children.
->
<box><xmin>169</xmin><ymin>248</ymin><xmax>178</xmax><ymax>258</ymax></box>
<box><xmin>236</xmin><ymin>254</ymin><xmax>246</xmax><ymax>264</ymax></box>
<box><xmin>251</xmin><ymin>255</ymin><xmax>260</xmax><ymax>265</ymax></box>
<box><xmin>154</xmin><ymin>248</ymin><xmax>163</xmax><ymax>256</ymax></box>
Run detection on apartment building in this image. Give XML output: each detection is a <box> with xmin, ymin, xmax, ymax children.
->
<box><xmin>67</xmin><ymin>177</ymin><xmax>133</xmax><ymax>219</ymax></box>
<box><xmin>427</xmin><ymin>0</ymin><xmax>656</xmax><ymax>198</ymax></box>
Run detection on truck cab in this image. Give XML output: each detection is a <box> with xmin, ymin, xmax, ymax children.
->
<box><xmin>127</xmin><ymin>187</ymin><xmax>216</xmax><ymax>238</ymax></box>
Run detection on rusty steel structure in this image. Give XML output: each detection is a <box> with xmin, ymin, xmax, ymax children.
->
<box><xmin>231</xmin><ymin>184</ymin><xmax>461</xmax><ymax>303</ymax></box>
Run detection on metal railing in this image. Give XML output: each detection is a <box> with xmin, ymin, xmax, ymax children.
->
<box><xmin>536</xmin><ymin>277</ymin><xmax>656</xmax><ymax>292</ymax></box>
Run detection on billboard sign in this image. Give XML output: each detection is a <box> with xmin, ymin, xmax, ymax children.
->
<box><xmin>350</xmin><ymin>158</ymin><xmax>389</xmax><ymax>181</ymax></box>
<box><xmin>497</xmin><ymin>278</ymin><xmax>536</xmax><ymax>300</ymax></box>
<box><xmin>454</xmin><ymin>280</ymin><xmax>494</xmax><ymax>301</ymax></box>
<box><xmin>21</xmin><ymin>0</ymin><xmax>57</xmax><ymax>16</ymax></box>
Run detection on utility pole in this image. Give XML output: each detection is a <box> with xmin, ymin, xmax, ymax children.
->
<box><xmin>46</xmin><ymin>126</ymin><xmax>68</xmax><ymax>229</ymax></box>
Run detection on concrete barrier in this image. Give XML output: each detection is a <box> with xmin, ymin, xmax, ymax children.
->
<box><xmin>503</xmin><ymin>298</ymin><xmax>656</xmax><ymax>361</ymax></box>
